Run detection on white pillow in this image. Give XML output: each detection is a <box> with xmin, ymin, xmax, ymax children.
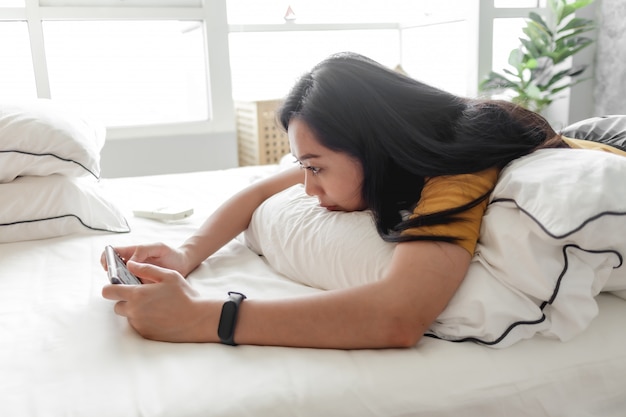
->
<box><xmin>0</xmin><ymin>99</ymin><xmax>105</xmax><ymax>183</ymax></box>
<box><xmin>245</xmin><ymin>185</ymin><xmax>395</xmax><ymax>290</ymax></box>
<box><xmin>244</xmin><ymin>149</ymin><xmax>626</xmax><ymax>347</ymax></box>
<box><xmin>0</xmin><ymin>175</ymin><xmax>130</xmax><ymax>243</ymax></box>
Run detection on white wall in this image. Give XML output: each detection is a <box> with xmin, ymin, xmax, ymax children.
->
<box><xmin>100</xmin><ymin>131</ymin><xmax>238</xmax><ymax>178</ymax></box>
<box><xmin>567</xmin><ymin>1</ymin><xmax>597</xmax><ymax>126</ymax></box>
<box><xmin>594</xmin><ymin>0</ymin><xmax>626</xmax><ymax>116</ymax></box>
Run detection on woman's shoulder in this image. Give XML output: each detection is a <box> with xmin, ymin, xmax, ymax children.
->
<box><xmin>408</xmin><ymin>168</ymin><xmax>500</xmax><ymax>255</ymax></box>
<box><xmin>562</xmin><ymin>136</ymin><xmax>626</xmax><ymax>157</ymax></box>
<box><xmin>422</xmin><ymin>168</ymin><xmax>500</xmax><ymax>200</ymax></box>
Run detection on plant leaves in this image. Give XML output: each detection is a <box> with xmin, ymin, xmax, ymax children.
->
<box><xmin>508</xmin><ymin>48</ymin><xmax>524</xmax><ymax>68</ymax></box>
<box><xmin>543</xmin><ymin>68</ymin><xmax>573</xmax><ymax>88</ymax></box>
<box><xmin>520</xmin><ymin>38</ymin><xmax>542</xmax><ymax>58</ymax></box>
<box><xmin>481</xmin><ymin>0</ymin><xmax>595</xmax><ymax>111</ymax></box>
<box><xmin>567</xmin><ymin>64</ymin><xmax>587</xmax><ymax>77</ymax></box>
<box><xmin>558</xmin><ymin>17</ymin><xmax>594</xmax><ymax>33</ymax></box>
<box><xmin>479</xmin><ymin>72</ymin><xmax>518</xmax><ymax>92</ymax></box>
<box><xmin>559</xmin><ymin>0</ymin><xmax>594</xmax><ymax>22</ymax></box>
<box><xmin>552</xmin><ymin>37</ymin><xmax>593</xmax><ymax>63</ymax></box>
<box><xmin>525</xmin><ymin>58</ymin><xmax>539</xmax><ymax>70</ymax></box>
<box><xmin>523</xmin><ymin>21</ymin><xmax>551</xmax><ymax>49</ymax></box>
<box><xmin>556</xmin><ymin>29</ymin><xmax>594</xmax><ymax>44</ymax></box>
<box><xmin>528</xmin><ymin>12</ymin><xmax>551</xmax><ymax>35</ymax></box>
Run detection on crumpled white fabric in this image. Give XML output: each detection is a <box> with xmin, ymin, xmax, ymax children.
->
<box><xmin>428</xmin><ymin>149</ymin><xmax>626</xmax><ymax>347</ymax></box>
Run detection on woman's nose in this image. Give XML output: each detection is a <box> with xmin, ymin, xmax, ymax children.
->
<box><xmin>303</xmin><ymin>171</ymin><xmax>320</xmax><ymax>197</ymax></box>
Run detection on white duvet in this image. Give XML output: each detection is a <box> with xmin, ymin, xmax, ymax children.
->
<box><xmin>431</xmin><ymin>149</ymin><xmax>626</xmax><ymax>346</ymax></box>
<box><xmin>246</xmin><ymin>149</ymin><xmax>626</xmax><ymax>347</ymax></box>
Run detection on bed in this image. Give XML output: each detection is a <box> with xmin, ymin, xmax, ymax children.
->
<box><xmin>1</xmin><ymin>101</ymin><xmax>626</xmax><ymax>417</ymax></box>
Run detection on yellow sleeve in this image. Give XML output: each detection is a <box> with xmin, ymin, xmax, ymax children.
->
<box><xmin>402</xmin><ymin>168</ymin><xmax>500</xmax><ymax>256</ymax></box>
<box><xmin>562</xmin><ymin>136</ymin><xmax>626</xmax><ymax>157</ymax></box>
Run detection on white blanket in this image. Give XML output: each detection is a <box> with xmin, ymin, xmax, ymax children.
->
<box><xmin>429</xmin><ymin>149</ymin><xmax>626</xmax><ymax>346</ymax></box>
<box><xmin>1</xmin><ymin>165</ymin><xmax>626</xmax><ymax>417</ymax></box>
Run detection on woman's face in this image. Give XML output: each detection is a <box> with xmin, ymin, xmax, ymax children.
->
<box><xmin>288</xmin><ymin>118</ymin><xmax>367</xmax><ymax>212</ymax></box>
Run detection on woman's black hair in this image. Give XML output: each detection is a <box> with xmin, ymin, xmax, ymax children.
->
<box><xmin>279</xmin><ymin>52</ymin><xmax>559</xmax><ymax>243</ymax></box>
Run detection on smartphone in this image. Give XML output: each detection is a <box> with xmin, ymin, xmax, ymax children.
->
<box><xmin>105</xmin><ymin>245</ymin><xmax>142</xmax><ymax>285</ymax></box>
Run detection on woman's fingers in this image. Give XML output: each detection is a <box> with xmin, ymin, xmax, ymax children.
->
<box><xmin>127</xmin><ymin>243</ymin><xmax>170</xmax><ymax>264</ymax></box>
<box><xmin>113</xmin><ymin>300</ymin><xmax>128</xmax><ymax>317</ymax></box>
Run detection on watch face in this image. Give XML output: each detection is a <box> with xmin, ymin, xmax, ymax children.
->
<box><xmin>218</xmin><ymin>301</ymin><xmax>237</xmax><ymax>340</ymax></box>
<box><xmin>218</xmin><ymin>293</ymin><xmax>246</xmax><ymax>345</ymax></box>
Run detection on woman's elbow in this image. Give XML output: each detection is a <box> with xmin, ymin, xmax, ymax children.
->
<box><xmin>381</xmin><ymin>315</ymin><xmax>426</xmax><ymax>348</ymax></box>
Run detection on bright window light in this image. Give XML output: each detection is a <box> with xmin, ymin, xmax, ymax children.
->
<box><xmin>227</xmin><ymin>0</ymin><xmax>432</xmax><ymax>24</ymax></box>
<box><xmin>494</xmin><ymin>0</ymin><xmax>545</xmax><ymax>7</ymax></box>
<box><xmin>40</xmin><ymin>0</ymin><xmax>201</xmax><ymax>6</ymax></box>
<box><xmin>0</xmin><ymin>0</ymin><xmax>24</xmax><ymax>6</ymax></box>
<box><xmin>229</xmin><ymin>30</ymin><xmax>400</xmax><ymax>100</ymax></box>
<box><xmin>492</xmin><ymin>18</ymin><xmax>527</xmax><ymax>74</ymax></box>
<box><xmin>0</xmin><ymin>22</ymin><xmax>37</xmax><ymax>100</ymax></box>
<box><xmin>227</xmin><ymin>0</ymin><xmax>473</xmax><ymax>100</ymax></box>
<box><xmin>43</xmin><ymin>20</ymin><xmax>209</xmax><ymax>127</ymax></box>
<box><xmin>401</xmin><ymin>20</ymin><xmax>470</xmax><ymax>96</ymax></box>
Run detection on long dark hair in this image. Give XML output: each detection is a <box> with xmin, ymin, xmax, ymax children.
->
<box><xmin>279</xmin><ymin>52</ymin><xmax>559</xmax><ymax>243</ymax></box>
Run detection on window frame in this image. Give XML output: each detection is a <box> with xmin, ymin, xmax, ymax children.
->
<box><xmin>475</xmin><ymin>1</ymin><xmax>546</xmax><ymax>92</ymax></box>
<box><xmin>0</xmin><ymin>0</ymin><xmax>234</xmax><ymax>140</ymax></box>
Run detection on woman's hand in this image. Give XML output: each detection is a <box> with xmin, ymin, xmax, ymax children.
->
<box><xmin>101</xmin><ymin>261</ymin><xmax>218</xmax><ymax>343</ymax></box>
<box><xmin>100</xmin><ymin>243</ymin><xmax>194</xmax><ymax>278</ymax></box>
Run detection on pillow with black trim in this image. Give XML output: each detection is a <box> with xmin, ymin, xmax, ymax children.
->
<box><xmin>0</xmin><ymin>174</ymin><xmax>130</xmax><ymax>243</ymax></box>
<box><xmin>245</xmin><ymin>149</ymin><xmax>626</xmax><ymax>348</ymax></box>
<box><xmin>561</xmin><ymin>115</ymin><xmax>626</xmax><ymax>151</ymax></box>
<box><xmin>0</xmin><ymin>99</ymin><xmax>105</xmax><ymax>183</ymax></box>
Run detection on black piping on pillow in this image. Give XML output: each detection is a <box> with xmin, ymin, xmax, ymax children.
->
<box><xmin>561</xmin><ymin>115</ymin><xmax>626</xmax><ymax>151</ymax></box>
<box><xmin>0</xmin><ymin>149</ymin><xmax>99</xmax><ymax>179</ymax></box>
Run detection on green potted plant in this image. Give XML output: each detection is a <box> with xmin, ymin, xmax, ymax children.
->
<box><xmin>479</xmin><ymin>0</ymin><xmax>595</xmax><ymax>113</ymax></box>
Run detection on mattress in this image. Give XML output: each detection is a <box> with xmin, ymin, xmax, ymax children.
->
<box><xmin>1</xmin><ymin>165</ymin><xmax>626</xmax><ymax>417</ymax></box>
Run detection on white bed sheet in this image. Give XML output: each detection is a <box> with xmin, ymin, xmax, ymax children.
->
<box><xmin>1</xmin><ymin>166</ymin><xmax>625</xmax><ymax>417</ymax></box>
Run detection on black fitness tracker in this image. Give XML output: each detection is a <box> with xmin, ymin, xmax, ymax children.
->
<box><xmin>217</xmin><ymin>291</ymin><xmax>246</xmax><ymax>346</ymax></box>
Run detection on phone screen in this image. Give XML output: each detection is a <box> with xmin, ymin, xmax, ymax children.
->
<box><xmin>105</xmin><ymin>246</ymin><xmax>142</xmax><ymax>285</ymax></box>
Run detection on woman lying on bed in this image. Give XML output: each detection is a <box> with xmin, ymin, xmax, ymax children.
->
<box><xmin>101</xmin><ymin>52</ymin><xmax>626</xmax><ymax>349</ymax></box>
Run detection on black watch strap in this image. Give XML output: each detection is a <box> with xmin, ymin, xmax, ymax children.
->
<box><xmin>217</xmin><ymin>291</ymin><xmax>246</xmax><ymax>346</ymax></box>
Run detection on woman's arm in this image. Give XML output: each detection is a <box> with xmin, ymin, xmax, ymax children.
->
<box><xmin>231</xmin><ymin>240</ymin><xmax>470</xmax><ymax>349</ymax></box>
<box><xmin>109</xmin><ymin>166</ymin><xmax>304</xmax><ymax>278</ymax></box>
<box><xmin>103</xmin><ymin>239</ymin><xmax>471</xmax><ymax>349</ymax></box>
<box><xmin>177</xmin><ymin>166</ymin><xmax>303</xmax><ymax>276</ymax></box>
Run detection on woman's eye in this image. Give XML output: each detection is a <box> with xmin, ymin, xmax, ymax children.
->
<box><xmin>297</xmin><ymin>161</ymin><xmax>320</xmax><ymax>175</ymax></box>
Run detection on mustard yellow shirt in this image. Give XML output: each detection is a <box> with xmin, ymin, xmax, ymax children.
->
<box><xmin>562</xmin><ymin>136</ymin><xmax>626</xmax><ymax>156</ymax></box>
<box><xmin>403</xmin><ymin>137</ymin><xmax>626</xmax><ymax>256</ymax></box>
<box><xmin>402</xmin><ymin>168</ymin><xmax>499</xmax><ymax>256</ymax></box>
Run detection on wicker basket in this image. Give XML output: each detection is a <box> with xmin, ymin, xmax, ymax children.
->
<box><xmin>235</xmin><ymin>99</ymin><xmax>290</xmax><ymax>166</ymax></box>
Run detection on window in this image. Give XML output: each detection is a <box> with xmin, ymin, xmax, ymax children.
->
<box><xmin>43</xmin><ymin>20</ymin><xmax>208</xmax><ymax>127</ymax></box>
<box><xmin>229</xmin><ymin>29</ymin><xmax>401</xmax><ymax>100</ymax></box>
<box><xmin>0</xmin><ymin>0</ymin><xmax>231</xmax><ymax>136</ymax></box>
<box><xmin>1</xmin><ymin>1</ymin><xmax>556</xmax><ymax>136</ymax></box>
<box><xmin>475</xmin><ymin>0</ymin><xmax>549</xmax><ymax>99</ymax></box>
<box><xmin>226</xmin><ymin>0</ymin><xmax>474</xmax><ymax>100</ymax></box>
<box><xmin>494</xmin><ymin>0</ymin><xmax>546</xmax><ymax>8</ymax></box>
<box><xmin>0</xmin><ymin>21</ymin><xmax>37</xmax><ymax>100</ymax></box>
<box><xmin>492</xmin><ymin>18</ymin><xmax>527</xmax><ymax>73</ymax></box>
